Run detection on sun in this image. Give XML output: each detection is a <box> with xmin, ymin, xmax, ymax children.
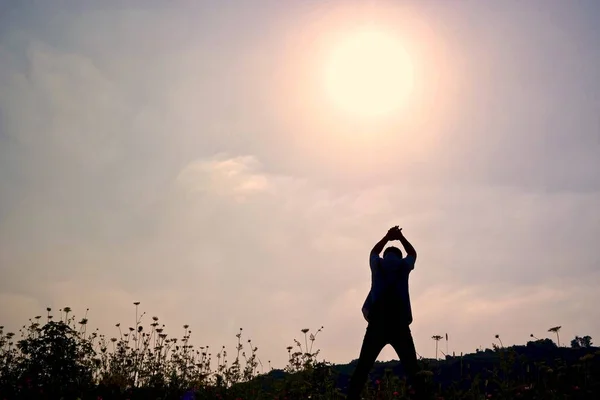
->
<box><xmin>325</xmin><ymin>29</ymin><xmax>414</xmax><ymax>118</ymax></box>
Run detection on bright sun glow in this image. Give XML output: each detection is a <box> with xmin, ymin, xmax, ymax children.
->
<box><xmin>325</xmin><ymin>29</ymin><xmax>414</xmax><ymax>118</ymax></box>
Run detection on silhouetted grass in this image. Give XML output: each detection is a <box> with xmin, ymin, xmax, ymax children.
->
<box><xmin>1</xmin><ymin>303</ymin><xmax>599</xmax><ymax>399</ymax></box>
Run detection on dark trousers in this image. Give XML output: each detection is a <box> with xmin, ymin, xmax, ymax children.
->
<box><xmin>347</xmin><ymin>318</ymin><xmax>419</xmax><ymax>400</ymax></box>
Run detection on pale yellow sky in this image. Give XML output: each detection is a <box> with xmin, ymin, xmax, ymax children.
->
<box><xmin>1</xmin><ymin>0</ymin><xmax>599</xmax><ymax>369</ymax></box>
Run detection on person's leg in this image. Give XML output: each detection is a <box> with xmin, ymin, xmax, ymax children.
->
<box><xmin>389</xmin><ymin>325</ymin><xmax>419</xmax><ymax>384</ymax></box>
<box><xmin>347</xmin><ymin>323</ymin><xmax>387</xmax><ymax>400</ymax></box>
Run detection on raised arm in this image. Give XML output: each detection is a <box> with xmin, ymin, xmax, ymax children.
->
<box><xmin>371</xmin><ymin>226</ymin><xmax>398</xmax><ymax>256</ymax></box>
<box><xmin>398</xmin><ymin>230</ymin><xmax>417</xmax><ymax>260</ymax></box>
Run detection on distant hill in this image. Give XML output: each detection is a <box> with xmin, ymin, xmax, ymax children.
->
<box><xmin>254</xmin><ymin>339</ymin><xmax>600</xmax><ymax>396</ymax></box>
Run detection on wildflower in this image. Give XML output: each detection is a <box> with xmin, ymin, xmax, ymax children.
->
<box><xmin>301</xmin><ymin>328</ymin><xmax>309</xmax><ymax>334</ymax></box>
<box><xmin>133</xmin><ymin>301</ymin><xmax>140</xmax><ymax>305</ymax></box>
<box><xmin>393</xmin><ymin>391</ymin><xmax>399</xmax><ymax>396</ymax></box>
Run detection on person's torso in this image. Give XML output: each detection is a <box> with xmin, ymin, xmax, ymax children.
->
<box><xmin>370</xmin><ymin>256</ymin><xmax>413</xmax><ymax>324</ymax></box>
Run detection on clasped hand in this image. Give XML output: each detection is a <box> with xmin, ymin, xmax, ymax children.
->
<box><xmin>386</xmin><ymin>225</ymin><xmax>403</xmax><ymax>241</ymax></box>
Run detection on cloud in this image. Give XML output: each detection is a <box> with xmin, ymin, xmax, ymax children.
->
<box><xmin>176</xmin><ymin>155</ymin><xmax>271</xmax><ymax>201</ymax></box>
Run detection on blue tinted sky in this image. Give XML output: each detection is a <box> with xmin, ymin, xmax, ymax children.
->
<box><xmin>1</xmin><ymin>0</ymin><xmax>599</xmax><ymax>367</ymax></box>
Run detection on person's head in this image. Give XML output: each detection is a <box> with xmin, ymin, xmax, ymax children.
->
<box><xmin>383</xmin><ymin>246</ymin><xmax>403</xmax><ymax>260</ymax></box>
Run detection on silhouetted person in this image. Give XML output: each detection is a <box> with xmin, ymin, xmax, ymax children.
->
<box><xmin>347</xmin><ymin>226</ymin><xmax>419</xmax><ymax>399</ymax></box>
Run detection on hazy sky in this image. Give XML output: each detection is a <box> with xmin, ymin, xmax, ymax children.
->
<box><xmin>1</xmin><ymin>0</ymin><xmax>599</xmax><ymax>369</ymax></box>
